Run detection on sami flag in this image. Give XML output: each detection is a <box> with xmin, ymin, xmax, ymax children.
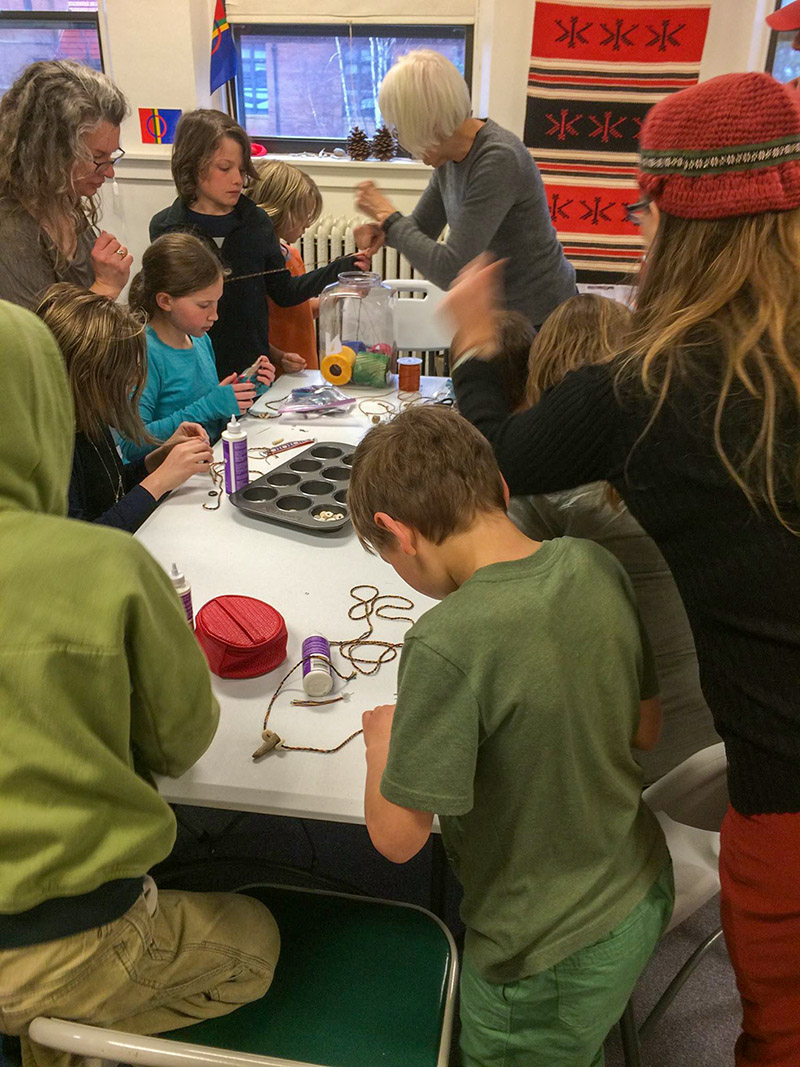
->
<box><xmin>138</xmin><ymin>107</ymin><xmax>182</xmax><ymax>145</ymax></box>
<box><xmin>210</xmin><ymin>0</ymin><xmax>237</xmax><ymax>93</ymax></box>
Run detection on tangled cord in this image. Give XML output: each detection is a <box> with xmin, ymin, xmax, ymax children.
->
<box><xmin>357</xmin><ymin>391</ymin><xmax>444</xmax><ymax>422</ymax></box>
<box><xmin>331</xmin><ymin>583</ymin><xmax>414</xmax><ymax>675</ymax></box>
<box><xmin>203</xmin><ymin>462</ymin><xmax>226</xmax><ymax>510</ymax></box>
<box><xmin>252</xmin><ymin>585</ymin><xmax>414</xmax><ymax>759</ymax></box>
<box><xmin>202</xmin><ymin>440</ymin><xmax>309</xmax><ymax>509</ymax></box>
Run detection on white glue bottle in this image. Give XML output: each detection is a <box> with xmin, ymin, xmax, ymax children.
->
<box><xmin>222</xmin><ymin>415</ymin><xmax>249</xmax><ymax>493</ymax></box>
<box><xmin>170</xmin><ymin>563</ymin><xmax>194</xmax><ymax>627</ymax></box>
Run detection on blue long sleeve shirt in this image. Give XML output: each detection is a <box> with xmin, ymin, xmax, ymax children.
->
<box><xmin>121</xmin><ymin>327</ymin><xmax>239</xmax><ymax>462</ymax></box>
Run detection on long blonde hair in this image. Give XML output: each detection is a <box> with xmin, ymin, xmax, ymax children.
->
<box><xmin>623</xmin><ymin>208</ymin><xmax>800</xmax><ymax>530</ymax></box>
<box><xmin>526</xmin><ymin>294</ymin><xmax>633</xmax><ymax>405</ymax></box>
<box><xmin>247</xmin><ymin>159</ymin><xmax>322</xmax><ymax>239</ymax></box>
<box><xmin>37</xmin><ymin>282</ymin><xmax>152</xmax><ymax>445</ymax></box>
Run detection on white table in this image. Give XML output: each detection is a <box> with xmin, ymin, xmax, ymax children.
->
<box><xmin>137</xmin><ymin>373</ymin><xmax>445</xmax><ymax>826</ymax></box>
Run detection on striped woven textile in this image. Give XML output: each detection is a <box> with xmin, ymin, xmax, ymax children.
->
<box><xmin>525</xmin><ymin>0</ymin><xmax>711</xmax><ymax>280</ymax></box>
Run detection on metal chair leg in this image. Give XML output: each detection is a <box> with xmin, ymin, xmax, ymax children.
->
<box><xmin>618</xmin><ymin>997</ymin><xmax>644</xmax><ymax>1067</ymax></box>
<box><xmin>638</xmin><ymin>926</ymin><xmax>724</xmax><ymax>1042</ymax></box>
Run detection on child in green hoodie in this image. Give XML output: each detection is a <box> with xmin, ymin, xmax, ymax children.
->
<box><xmin>0</xmin><ymin>300</ymin><xmax>279</xmax><ymax>1066</ymax></box>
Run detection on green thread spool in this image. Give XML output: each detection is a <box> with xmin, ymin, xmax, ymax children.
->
<box><xmin>352</xmin><ymin>350</ymin><xmax>389</xmax><ymax>387</ymax></box>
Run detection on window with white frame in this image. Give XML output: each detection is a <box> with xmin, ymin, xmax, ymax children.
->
<box><xmin>232</xmin><ymin>23</ymin><xmax>472</xmax><ymax>153</ymax></box>
<box><xmin>0</xmin><ymin>1</ymin><xmax>102</xmax><ymax>94</ymax></box>
<box><xmin>766</xmin><ymin>0</ymin><xmax>800</xmax><ymax>84</ymax></box>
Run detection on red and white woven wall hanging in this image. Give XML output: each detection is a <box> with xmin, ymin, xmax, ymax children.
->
<box><xmin>525</xmin><ymin>0</ymin><xmax>711</xmax><ymax>279</ymax></box>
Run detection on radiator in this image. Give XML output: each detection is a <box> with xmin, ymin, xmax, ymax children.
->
<box><xmin>297</xmin><ymin>215</ymin><xmax>425</xmax><ymax>281</ymax></box>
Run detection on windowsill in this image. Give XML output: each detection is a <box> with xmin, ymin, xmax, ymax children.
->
<box><xmin>260</xmin><ymin>153</ymin><xmax>430</xmax><ymax>169</ymax></box>
<box><xmin>112</xmin><ymin>152</ymin><xmax>434</xmax><ymax>193</ymax></box>
<box><xmin>117</xmin><ymin>149</ymin><xmax>430</xmax><ymax>169</ymax></box>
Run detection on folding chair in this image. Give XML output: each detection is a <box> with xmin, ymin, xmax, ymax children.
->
<box><xmin>29</xmin><ymin>882</ymin><xmax>458</xmax><ymax>1067</ymax></box>
<box><xmin>383</xmin><ymin>279</ymin><xmax>453</xmax><ymax>374</ymax></box>
<box><xmin>619</xmin><ymin>743</ymin><xmax>728</xmax><ymax>1066</ymax></box>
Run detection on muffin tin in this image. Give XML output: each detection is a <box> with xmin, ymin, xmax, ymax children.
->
<box><xmin>229</xmin><ymin>441</ymin><xmax>352</xmax><ymax>533</ymax></box>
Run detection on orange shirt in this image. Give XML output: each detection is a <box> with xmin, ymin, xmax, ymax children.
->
<box><xmin>268</xmin><ymin>243</ymin><xmax>318</xmax><ymax>369</ymax></box>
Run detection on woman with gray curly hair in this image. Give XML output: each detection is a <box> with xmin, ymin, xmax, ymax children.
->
<box><xmin>355</xmin><ymin>49</ymin><xmax>575</xmax><ymax>328</ymax></box>
<box><xmin>0</xmin><ymin>60</ymin><xmax>133</xmax><ymax>310</ymax></box>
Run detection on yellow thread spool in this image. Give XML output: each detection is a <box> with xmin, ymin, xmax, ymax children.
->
<box><xmin>321</xmin><ymin>346</ymin><xmax>356</xmax><ymax>385</ymax></box>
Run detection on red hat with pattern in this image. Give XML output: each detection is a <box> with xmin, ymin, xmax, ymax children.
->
<box><xmin>767</xmin><ymin>0</ymin><xmax>800</xmax><ymax>31</ymax></box>
<box><xmin>637</xmin><ymin>72</ymin><xmax>800</xmax><ymax>219</ymax></box>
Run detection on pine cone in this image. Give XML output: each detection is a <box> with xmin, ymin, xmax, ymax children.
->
<box><xmin>371</xmin><ymin>124</ymin><xmax>396</xmax><ymax>162</ymax></box>
<box><xmin>346</xmin><ymin>126</ymin><xmax>370</xmax><ymax>161</ymax></box>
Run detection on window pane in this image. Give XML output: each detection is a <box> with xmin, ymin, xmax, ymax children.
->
<box><xmin>0</xmin><ymin>2</ymin><xmax>97</xmax><ymax>11</ymax></box>
<box><xmin>771</xmin><ymin>33</ymin><xmax>800</xmax><ymax>83</ymax></box>
<box><xmin>0</xmin><ymin>21</ymin><xmax>101</xmax><ymax>93</ymax></box>
<box><xmin>237</xmin><ymin>27</ymin><xmax>469</xmax><ymax>142</ymax></box>
<box><xmin>769</xmin><ymin>0</ymin><xmax>800</xmax><ymax>83</ymax></box>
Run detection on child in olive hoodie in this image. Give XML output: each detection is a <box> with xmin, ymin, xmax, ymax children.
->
<box><xmin>0</xmin><ymin>301</ymin><xmax>279</xmax><ymax>1066</ymax></box>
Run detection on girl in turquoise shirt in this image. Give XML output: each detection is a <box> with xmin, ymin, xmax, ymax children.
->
<box><xmin>121</xmin><ymin>232</ymin><xmax>274</xmax><ymax>461</ymax></box>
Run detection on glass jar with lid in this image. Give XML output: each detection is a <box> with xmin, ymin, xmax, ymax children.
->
<box><xmin>318</xmin><ymin>271</ymin><xmax>396</xmax><ymax>387</ymax></box>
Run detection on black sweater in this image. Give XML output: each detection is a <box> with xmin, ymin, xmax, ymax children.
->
<box><xmin>69</xmin><ymin>428</ymin><xmax>158</xmax><ymax>533</ymax></box>
<box><xmin>150</xmin><ymin>196</ymin><xmax>358</xmax><ymax>379</ymax></box>
<box><xmin>454</xmin><ymin>357</ymin><xmax>800</xmax><ymax>817</ymax></box>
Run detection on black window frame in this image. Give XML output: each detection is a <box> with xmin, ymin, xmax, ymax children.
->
<box><xmin>0</xmin><ymin>6</ymin><xmax>104</xmax><ymax>77</ymax></box>
<box><xmin>231</xmin><ymin>22</ymin><xmax>474</xmax><ymax>155</ymax></box>
<box><xmin>766</xmin><ymin>2</ymin><xmax>781</xmax><ymax>73</ymax></box>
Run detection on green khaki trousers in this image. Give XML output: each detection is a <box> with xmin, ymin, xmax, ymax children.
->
<box><xmin>0</xmin><ymin>879</ymin><xmax>280</xmax><ymax>1067</ymax></box>
<box><xmin>460</xmin><ymin>864</ymin><xmax>674</xmax><ymax>1067</ymax></box>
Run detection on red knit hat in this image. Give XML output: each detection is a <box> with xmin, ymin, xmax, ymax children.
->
<box><xmin>638</xmin><ymin>73</ymin><xmax>800</xmax><ymax>219</ymax></box>
<box><xmin>767</xmin><ymin>0</ymin><xmax>800</xmax><ymax>31</ymax></box>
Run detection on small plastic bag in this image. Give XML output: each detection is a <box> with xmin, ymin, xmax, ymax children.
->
<box><xmin>277</xmin><ymin>384</ymin><xmax>356</xmax><ymax>417</ymax></box>
<box><xmin>432</xmin><ymin>379</ymin><xmax>456</xmax><ymax>405</ymax></box>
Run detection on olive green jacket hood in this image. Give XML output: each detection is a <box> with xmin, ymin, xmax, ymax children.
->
<box><xmin>0</xmin><ymin>300</ymin><xmax>220</xmax><ymax>913</ymax></box>
<box><xmin>0</xmin><ymin>301</ymin><xmax>72</xmax><ymax>517</ymax></box>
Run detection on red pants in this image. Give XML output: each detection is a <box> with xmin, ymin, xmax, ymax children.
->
<box><xmin>720</xmin><ymin>805</ymin><xmax>800</xmax><ymax>1066</ymax></box>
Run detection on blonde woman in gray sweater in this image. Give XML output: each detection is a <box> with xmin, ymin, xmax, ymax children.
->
<box><xmin>354</xmin><ymin>49</ymin><xmax>575</xmax><ymax>328</ymax></box>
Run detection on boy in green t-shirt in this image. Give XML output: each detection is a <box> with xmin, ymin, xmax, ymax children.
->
<box><xmin>348</xmin><ymin>405</ymin><xmax>673</xmax><ymax>1067</ymax></box>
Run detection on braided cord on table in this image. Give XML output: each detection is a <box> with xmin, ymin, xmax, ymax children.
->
<box><xmin>252</xmin><ymin>585</ymin><xmax>414</xmax><ymax>759</ymax></box>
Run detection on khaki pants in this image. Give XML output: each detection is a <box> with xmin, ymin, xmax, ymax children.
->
<box><xmin>0</xmin><ymin>879</ymin><xmax>280</xmax><ymax>1067</ymax></box>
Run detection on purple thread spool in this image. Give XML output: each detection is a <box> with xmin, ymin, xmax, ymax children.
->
<box><xmin>302</xmin><ymin>633</ymin><xmax>333</xmax><ymax>697</ymax></box>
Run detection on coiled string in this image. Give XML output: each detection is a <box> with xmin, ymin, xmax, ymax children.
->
<box><xmin>252</xmin><ymin>585</ymin><xmax>414</xmax><ymax>759</ymax></box>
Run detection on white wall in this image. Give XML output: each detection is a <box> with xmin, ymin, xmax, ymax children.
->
<box><xmin>97</xmin><ymin>0</ymin><xmax>778</xmax><ymax>273</ymax></box>
<box><xmin>700</xmin><ymin>0</ymin><xmax>775</xmax><ymax>82</ymax></box>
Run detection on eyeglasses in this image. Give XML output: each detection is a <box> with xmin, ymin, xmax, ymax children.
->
<box><xmin>93</xmin><ymin>148</ymin><xmax>125</xmax><ymax>175</ymax></box>
<box><xmin>625</xmin><ymin>197</ymin><xmax>651</xmax><ymax>225</ymax></box>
